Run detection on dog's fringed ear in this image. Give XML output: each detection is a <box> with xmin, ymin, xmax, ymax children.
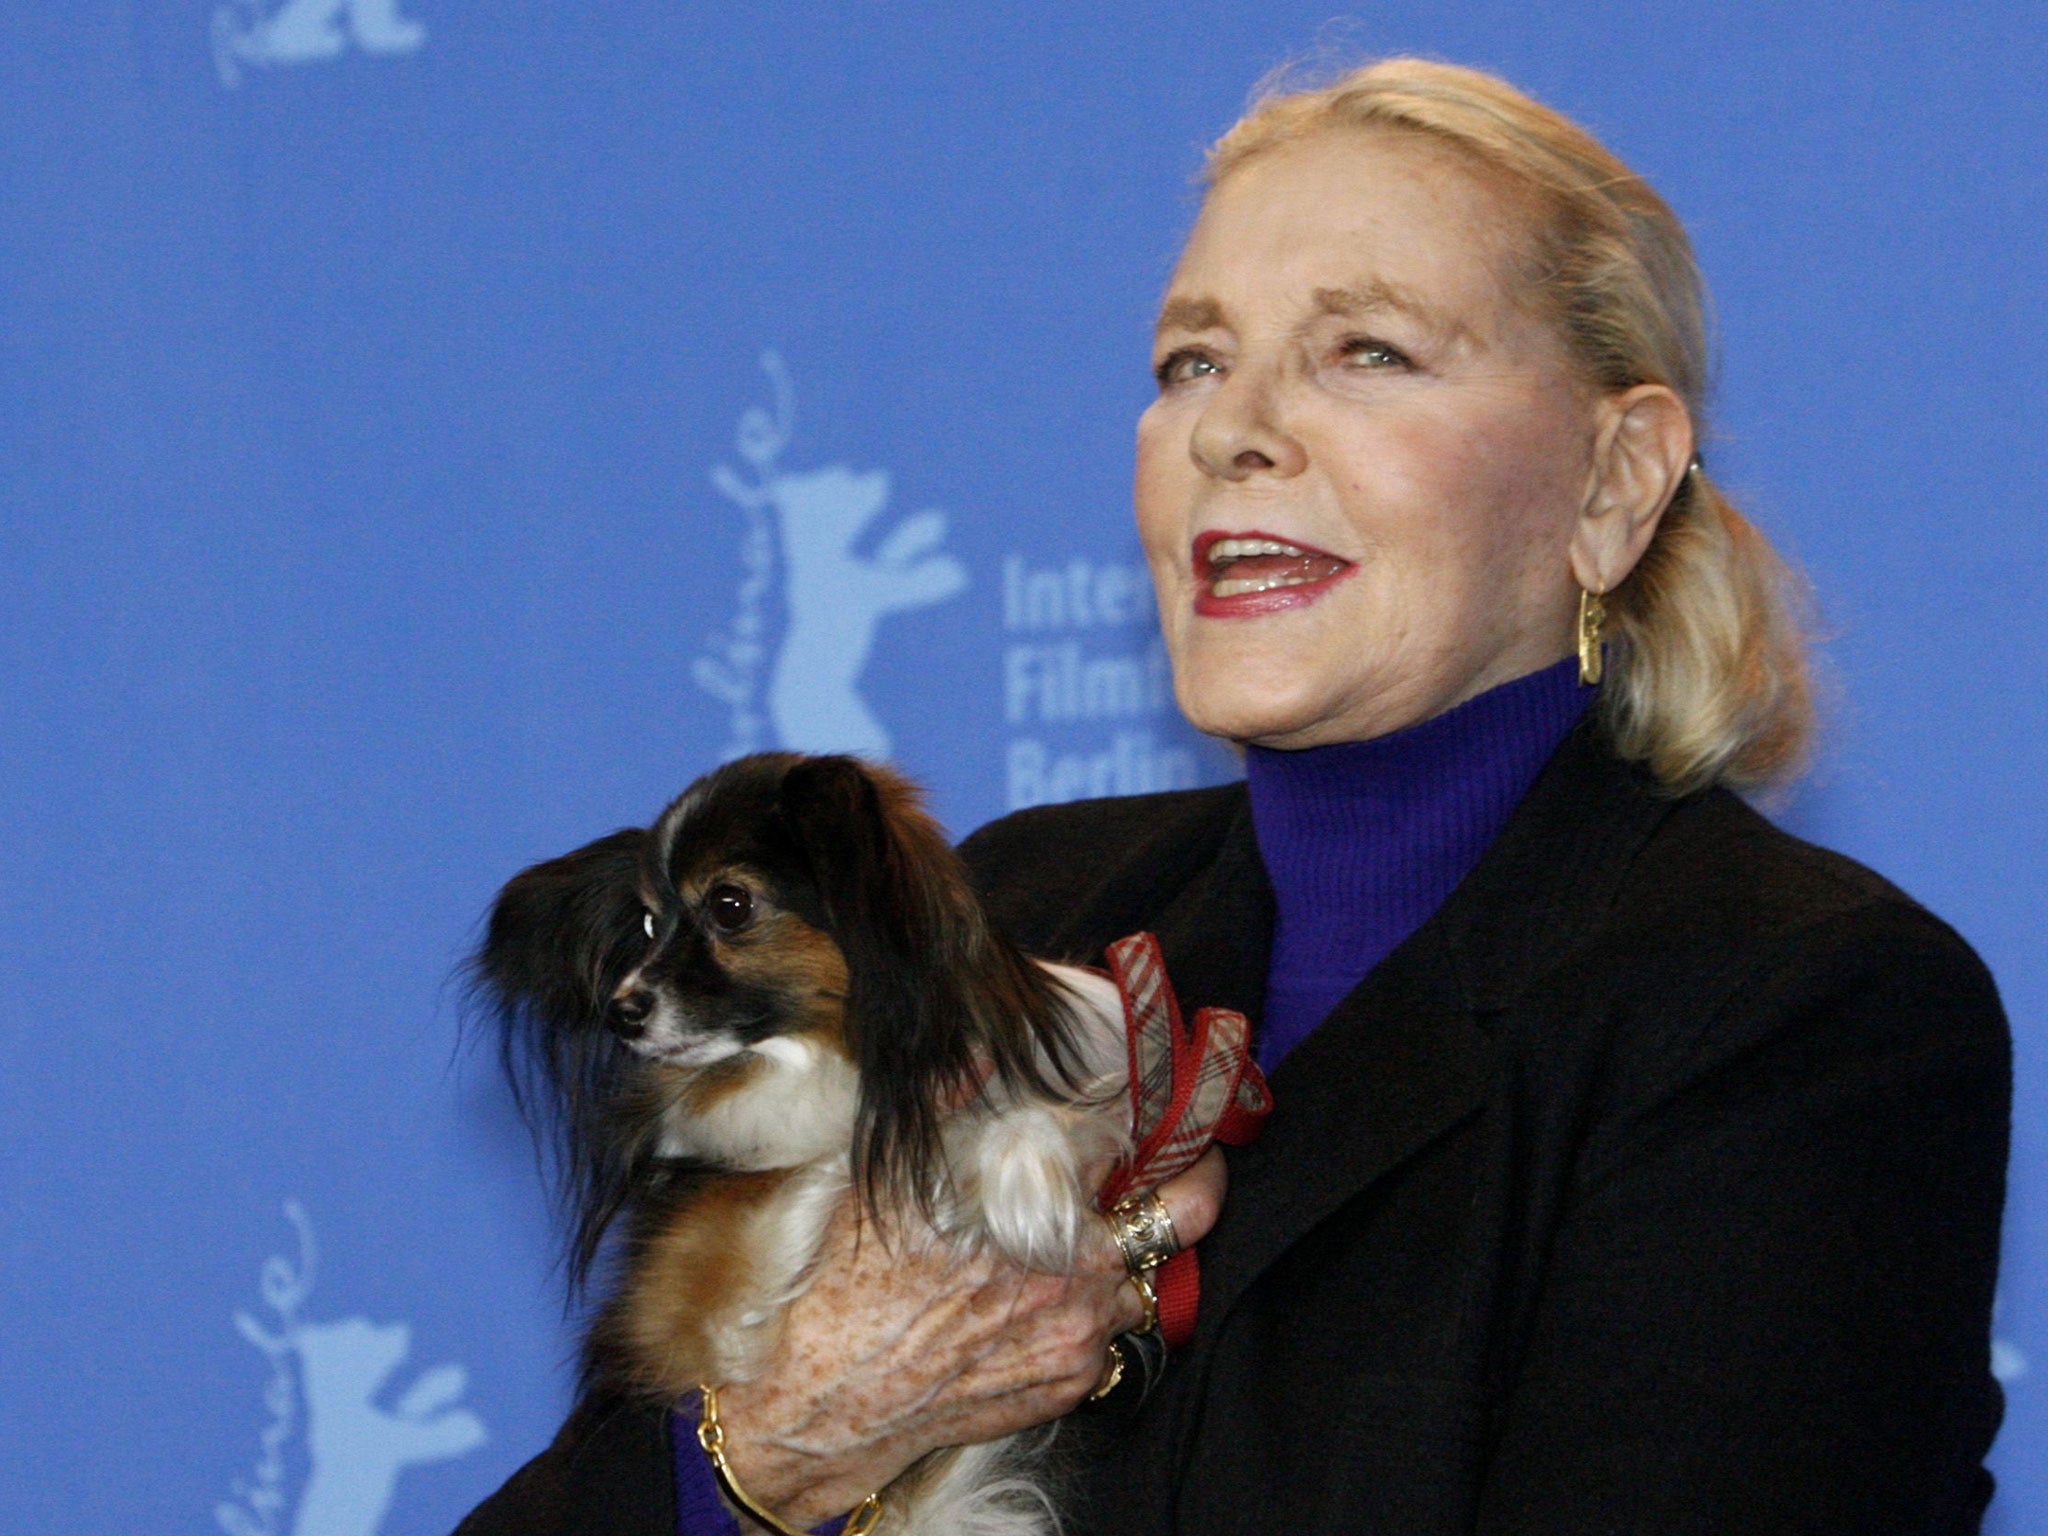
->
<box><xmin>779</xmin><ymin>756</ymin><xmax>1077</xmax><ymax>1221</ymax></box>
<box><xmin>466</xmin><ymin>826</ymin><xmax>649</xmax><ymax>1290</ymax></box>
<box><xmin>779</xmin><ymin>755</ymin><xmax>938</xmax><ymax>952</ymax></box>
<box><xmin>474</xmin><ymin>828</ymin><xmax>649</xmax><ymax>1039</ymax></box>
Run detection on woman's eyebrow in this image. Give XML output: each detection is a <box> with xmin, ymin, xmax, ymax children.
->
<box><xmin>1153</xmin><ymin>285</ymin><xmax>1478</xmax><ymax>349</ymax></box>
<box><xmin>1154</xmin><ymin>296</ymin><xmax>1225</xmax><ymax>337</ymax></box>
<box><xmin>1311</xmin><ymin>282</ymin><xmax>1475</xmax><ymax>347</ymax></box>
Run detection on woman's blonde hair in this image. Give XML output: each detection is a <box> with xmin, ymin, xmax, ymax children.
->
<box><xmin>1207</xmin><ymin>58</ymin><xmax>1813</xmax><ymax>794</ymax></box>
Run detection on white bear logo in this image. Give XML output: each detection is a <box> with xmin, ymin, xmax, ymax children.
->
<box><xmin>213</xmin><ymin>0</ymin><xmax>426</xmax><ymax>88</ymax></box>
<box><xmin>694</xmin><ymin>352</ymin><xmax>969</xmax><ymax>760</ymax></box>
<box><xmin>217</xmin><ymin>1202</ymin><xmax>486</xmax><ymax>1536</ymax></box>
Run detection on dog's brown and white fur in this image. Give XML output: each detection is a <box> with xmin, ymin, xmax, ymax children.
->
<box><xmin>473</xmin><ymin>753</ymin><xmax>1128</xmax><ymax>1535</ymax></box>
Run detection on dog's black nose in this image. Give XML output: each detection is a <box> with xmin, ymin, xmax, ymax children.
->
<box><xmin>608</xmin><ymin>988</ymin><xmax>654</xmax><ymax>1039</ymax></box>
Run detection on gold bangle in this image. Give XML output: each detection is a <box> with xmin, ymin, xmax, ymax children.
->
<box><xmin>1127</xmin><ymin>1267</ymin><xmax>1159</xmax><ymax>1336</ymax></box>
<box><xmin>695</xmin><ymin>1383</ymin><xmax>885</xmax><ymax>1536</ymax></box>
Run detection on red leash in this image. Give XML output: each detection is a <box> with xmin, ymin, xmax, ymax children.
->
<box><xmin>1095</xmin><ymin>932</ymin><xmax>1272</xmax><ymax>1348</ymax></box>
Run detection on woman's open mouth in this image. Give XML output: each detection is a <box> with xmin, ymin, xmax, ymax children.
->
<box><xmin>1193</xmin><ymin>530</ymin><xmax>1356</xmax><ymax>617</ymax></box>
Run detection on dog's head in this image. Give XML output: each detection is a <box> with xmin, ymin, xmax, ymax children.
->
<box><xmin>472</xmin><ymin>753</ymin><xmax>1080</xmax><ymax>1286</ymax></box>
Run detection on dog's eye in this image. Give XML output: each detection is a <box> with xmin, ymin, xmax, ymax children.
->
<box><xmin>705</xmin><ymin>883</ymin><xmax>755</xmax><ymax>934</ymax></box>
<box><xmin>642</xmin><ymin>910</ymin><xmax>656</xmax><ymax>939</ymax></box>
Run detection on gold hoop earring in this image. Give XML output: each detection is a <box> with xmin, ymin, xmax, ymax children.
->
<box><xmin>1577</xmin><ymin>587</ymin><xmax>1607</xmax><ymax>687</ymax></box>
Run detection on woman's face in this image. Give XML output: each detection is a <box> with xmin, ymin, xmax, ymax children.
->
<box><xmin>1137</xmin><ymin>128</ymin><xmax>1603</xmax><ymax>749</ymax></box>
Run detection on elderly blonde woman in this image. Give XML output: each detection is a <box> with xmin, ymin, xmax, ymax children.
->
<box><xmin>460</xmin><ymin>58</ymin><xmax>2010</xmax><ymax>1536</ymax></box>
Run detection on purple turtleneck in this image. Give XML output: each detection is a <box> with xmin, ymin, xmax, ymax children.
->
<box><xmin>1247</xmin><ymin>656</ymin><xmax>1593</xmax><ymax>1074</ymax></box>
<box><xmin>672</xmin><ymin>1400</ymin><xmax>740</xmax><ymax>1535</ymax></box>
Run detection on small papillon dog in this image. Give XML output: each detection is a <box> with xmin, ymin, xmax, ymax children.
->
<box><xmin>473</xmin><ymin>752</ymin><xmax>1130</xmax><ymax>1536</ymax></box>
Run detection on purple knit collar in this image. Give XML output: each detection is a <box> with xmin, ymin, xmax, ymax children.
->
<box><xmin>1245</xmin><ymin>657</ymin><xmax>1594</xmax><ymax>1072</ymax></box>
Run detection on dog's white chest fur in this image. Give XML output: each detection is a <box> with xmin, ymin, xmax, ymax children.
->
<box><xmin>658</xmin><ymin>1035</ymin><xmax>860</xmax><ymax>1169</ymax></box>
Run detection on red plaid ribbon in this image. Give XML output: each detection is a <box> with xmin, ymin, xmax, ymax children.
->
<box><xmin>1095</xmin><ymin>932</ymin><xmax>1272</xmax><ymax>1348</ymax></box>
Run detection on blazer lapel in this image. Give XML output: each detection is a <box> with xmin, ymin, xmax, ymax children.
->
<box><xmin>1025</xmin><ymin>780</ymin><xmax>1494</xmax><ymax>1332</ymax></box>
<box><xmin>1143</xmin><ymin>792</ymin><xmax>1275</xmax><ymax>1026</ymax></box>
<box><xmin>1196</xmin><ymin>922</ymin><xmax>1491</xmax><ymax>1329</ymax></box>
<box><xmin>1188</xmin><ymin>722</ymin><xmax>1677</xmax><ymax>1331</ymax></box>
<box><xmin>1033</xmin><ymin>785</ymin><xmax>1276</xmax><ymax>1025</ymax></box>
<box><xmin>1063</xmin><ymin>787</ymin><xmax>1490</xmax><ymax>1334</ymax></box>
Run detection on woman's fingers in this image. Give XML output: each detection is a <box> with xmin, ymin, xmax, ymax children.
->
<box><xmin>1105</xmin><ymin>1266</ymin><xmax>1152</xmax><ymax>1338</ymax></box>
<box><xmin>1155</xmin><ymin>1145</ymin><xmax>1227</xmax><ymax>1248</ymax></box>
<box><xmin>1092</xmin><ymin>1146</ymin><xmax>1231</xmax><ymax>1334</ymax></box>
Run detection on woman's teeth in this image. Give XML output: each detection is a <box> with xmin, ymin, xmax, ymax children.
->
<box><xmin>1214</xmin><ymin>572</ymin><xmax>1318</xmax><ymax>596</ymax></box>
<box><xmin>1204</xmin><ymin>537</ymin><xmax>1347</xmax><ymax>596</ymax></box>
<box><xmin>1208</xmin><ymin>537</ymin><xmax>1307</xmax><ymax>560</ymax></box>
<box><xmin>1204</xmin><ymin>577</ymin><xmax>1318</xmax><ymax>602</ymax></box>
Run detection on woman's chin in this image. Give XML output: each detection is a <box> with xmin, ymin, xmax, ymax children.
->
<box><xmin>1176</xmin><ymin>680</ymin><xmax>1349</xmax><ymax>748</ymax></box>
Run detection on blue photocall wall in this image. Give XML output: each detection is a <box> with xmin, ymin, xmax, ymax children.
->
<box><xmin>2</xmin><ymin>5</ymin><xmax>2042</xmax><ymax>1533</ymax></box>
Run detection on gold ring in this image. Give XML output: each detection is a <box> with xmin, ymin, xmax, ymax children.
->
<box><xmin>1106</xmin><ymin>1189</ymin><xmax>1180</xmax><ymax>1276</ymax></box>
<box><xmin>1088</xmin><ymin>1339</ymin><xmax>1126</xmax><ymax>1400</ymax></box>
<box><xmin>1127</xmin><ymin>1267</ymin><xmax>1159</xmax><ymax>1335</ymax></box>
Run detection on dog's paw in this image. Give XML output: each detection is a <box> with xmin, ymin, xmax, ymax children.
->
<box><xmin>968</xmin><ymin>1105</ymin><xmax>1093</xmax><ymax>1269</ymax></box>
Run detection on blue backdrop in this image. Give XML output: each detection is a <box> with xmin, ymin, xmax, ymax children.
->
<box><xmin>3</xmin><ymin>5</ymin><xmax>2042</xmax><ymax>1533</ymax></box>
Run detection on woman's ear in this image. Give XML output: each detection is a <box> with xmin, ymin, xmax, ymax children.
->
<box><xmin>1571</xmin><ymin>384</ymin><xmax>1694</xmax><ymax>594</ymax></box>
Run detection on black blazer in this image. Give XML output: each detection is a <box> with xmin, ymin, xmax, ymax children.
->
<box><xmin>455</xmin><ymin>724</ymin><xmax>2010</xmax><ymax>1535</ymax></box>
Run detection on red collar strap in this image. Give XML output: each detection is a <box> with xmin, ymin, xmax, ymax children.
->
<box><xmin>1095</xmin><ymin>931</ymin><xmax>1273</xmax><ymax>1348</ymax></box>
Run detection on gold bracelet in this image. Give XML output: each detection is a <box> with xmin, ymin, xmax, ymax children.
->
<box><xmin>695</xmin><ymin>1383</ymin><xmax>885</xmax><ymax>1536</ymax></box>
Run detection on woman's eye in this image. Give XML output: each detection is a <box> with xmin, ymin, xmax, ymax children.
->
<box><xmin>1338</xmin><ymin>337</ymin><xmax>1410</xmax><ymax>370</ymax></box>
<box><xmin>705</xmin><ymin>883</ymin><xmax>755</xmax><ymax>934</ymax></box>
<box><xmin>1154</xmin><ymin>349</ymin><xmax>1220</xmax><ymax>388</ymax></box>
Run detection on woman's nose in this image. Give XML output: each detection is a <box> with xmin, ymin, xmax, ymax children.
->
<box><xmin>1188</xmin><ymin>370</ymin><xmax>1307</xmax><ymax>481</ymax></box>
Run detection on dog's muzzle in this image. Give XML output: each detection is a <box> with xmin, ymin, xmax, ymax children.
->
<box><xmin>608</xmin><ymin>986</ymin><xmax>655</xmax><ymax>1041</ymax></box>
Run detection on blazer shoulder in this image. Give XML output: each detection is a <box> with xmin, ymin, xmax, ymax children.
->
<box><xmin>956</xmin><ymin>783</ymin><xmax>1247</xmax><ymax>949</ymax></box>
<box><xmin>1626</xmin><ymin>785</ymin><xmax>1992</xmax><ymax>982</ymax></box>
<box><xmin>1581</xmin><ymin>785</ymin><xmax>2007</xmax><ymax>1102</ymax></box>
